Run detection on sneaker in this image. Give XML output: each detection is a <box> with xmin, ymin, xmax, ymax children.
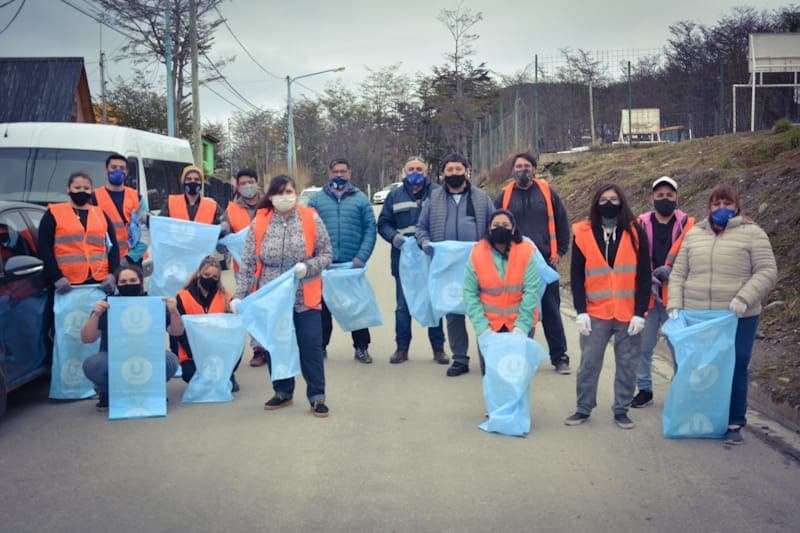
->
<box><xmin>390</xmin><ymin>348</ymin><xmax>409</xmax><ymax>364</ymax></box>
<box><xmin>230</xmin><ymin>376</ymin><xmax>240</xmax><ymax>393</ymax></box>
<box><xmin>724</xmin><ymin>428</ymin><xmax>744</xmax><ymax>445</ymax></box>
<box><xmin>354</xmin><ymin>347</ymin><xmax>373</xmax><ymax>364</ymax></box>
<box><xmin>249</xmin><ymin>349</ymin><xmax>268</xmax><ymax>367</ymax></box>
<box><xmin>433</xmin><ymin>350</ymin><xmax>450</xmax><ymax>365</ymax></box>
<box><xmin>555</xmin><ymin>360</ymin><xmax>571</xmax><ymax>375</ymax></box>
<box><xmin>614</xmin><ymin>413</ymin><xmax>635</xmax><ymax>429</ymax></box>
<box><xmin>310</xmin><ymin>401</ymin><xmax>330</xmax><ymax>417</ymax></box>
<box><xmin>446</xmin><ymin>362</ymin><xmax>469</xmax><ymax>377</ymax></box>
<box><xmin>95</xmin><ymin>396</ymin><xmax>108</xmax><ymax>412</ymax></box>
<box><xmin>631</xmin><ymin>390</ymin><xmax>653</xmax><ymax>408</ymax></box>
<box><xmin>264</xmin><ymin>396</ymin><xmax>293</xmax><ymax>410</ymax></box>
<box><xmin>564</xmin><ymin>412</ymin><xmax>590</xmax><ymax>426</ymax></box>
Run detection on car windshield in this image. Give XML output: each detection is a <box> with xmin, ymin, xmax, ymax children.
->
<box><xmin>0</xmin><ymin>147</ymin><xmax>110</xmax><ymax>205</ymax></box>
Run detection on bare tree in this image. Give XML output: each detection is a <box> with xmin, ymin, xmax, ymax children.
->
<box><xmin>559</xmin><ymin>48</ymin><xmax>607</xmax><ymax>146</ymax></box>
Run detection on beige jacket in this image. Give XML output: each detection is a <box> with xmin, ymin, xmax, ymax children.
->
<box><xmin>668</xmin><ymin>216</ymin><xmax>777</xmax><ymax>317</ymax></box>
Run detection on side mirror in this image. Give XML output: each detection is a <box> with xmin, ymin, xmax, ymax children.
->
<box><xmin>4</xmin><ymin>255</ymin><xmax>44</xmax><ymax>279</ymax></box>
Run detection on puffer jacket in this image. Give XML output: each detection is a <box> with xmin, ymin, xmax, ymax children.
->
<box><xmin>308</xmin><ymin>183</ymin><xmax>377</xmax><ymax>263</ymax></box>
<box><xmin>668</xmin><ymin>216</ymin><xmax>777</xmax><ymax>317</ymax></box>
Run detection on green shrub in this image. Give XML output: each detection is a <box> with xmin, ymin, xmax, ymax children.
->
<box><xmin>719</xmin><ymin>156</ymin><xmax>733</xmax><ymax>169</ymax></box>
<box><xmin>789</xmin><ymin>127</ymin><xmax>800</xmax><ymax>150</ymax></box>
<box><xmin>773</xmin><ymin>117</ymin><xmax>793</xmax><ymax>134</ymax></box>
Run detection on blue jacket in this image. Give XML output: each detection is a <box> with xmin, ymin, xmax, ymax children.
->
<box><xmin>308</xmin><ymin>183</ymin><xmax>376</xmax><ymax>263</ymax></box>
<box><xmin>378</xmin><ymin>178</ymin><xmax>440</xmax><ymax>276</ymax></box>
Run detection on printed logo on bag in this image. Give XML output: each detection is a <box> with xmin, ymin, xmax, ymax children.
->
<box><xmin>123</xmin><ymin>407</ymin><xmax>153</xmax><ymax>418</ymax></box>
<box><xmin>677</xmin><ymin>413</ymin><xmax>714</xmax><ymax>435</ymax></box>
<box><xmin>63</xmin><ymin>310</ymin><xmax>89</xmax><ymax>339</ymax></box>
<box><xmin>273</xmin><ymin>316</ymin><xmax>293</xmax><ymax>342</ymax></box>
<box><xmin>60</xmin><ymin>357</ymin><xmax>85</xmax><ymax>386</ymax></box>
<box><xmin>121</xmin><ymin>305</ymin><xmax>153</xmax><ymax>335</ymax></box>
<box><xmin>497</xmin><ymin>353</ymin><xmax>529</xmax><ymax>384</ymax></box>
<box><xmin>163</xmin><ymin>259</ymin><xmax>189</xmax><ymax>284</ymax></box>
<box><xmin>201</xmin><ymin>356</ymin><xmax>224</xmax><ymax>381</ymax></box>
<box><xmin>689</xmin><ymin>364</ymin><xmax>719</xmax><ymax>392</ymax></box>
<box><xmin>442</xmin><ymin>282</ymin><xmax>463</xmax><ymax>308</ymax></box>
<box><xmin>169</xmin><ymin>221</ymin><xmax>196</xmax><ymax>243</ymax></box>
<box><xmin>121</xmin><ymin>356</ymin><xmax>153</xmax><ymax>385</ymax></box>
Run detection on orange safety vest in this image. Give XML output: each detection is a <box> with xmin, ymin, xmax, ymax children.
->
<box><xmin>176</xmin><ymin>288</ymin><xmax>229</xmax><ymax>362</ymax></box>
<box><xmin>252</xmin><ymin>205</ymin><xmax>322</xmax><ymax>309</ymax></box>
<box><xmin>573</xmin><ymin>220</ymin><xmax>639</xmax><ymax>322</ymax></box>
<box><xmin>168</xmin><ymin>194</ymin><xmax>217</xmax><ymax>224</ymax></box>
<box><xmin>95</xmin><ymin>186</ymin><xmax>140</xmax><ymax>260</ymax></box>
<box><xmin>49</xmin><ymin>202</ymin><xmax>110</xmax><ymax>284</ymax></box>
<box><xmin>470</xmin><ymin>239</ymin><xmax>539</xmax><ymax>332</ymax></box>
<box><xmin>651</xmin><ymin>216</ymin><xmax>695</xmax><ymax>308</ymax></box>
<box><xmin>501</xmin><ymin>179</ymin><xmax>557</xmax><ymax>262</ymax></box>
<box><xmin>226</xmin><ymin>202</ymin><xmax>255</xmax><ymax>273</ymax></box>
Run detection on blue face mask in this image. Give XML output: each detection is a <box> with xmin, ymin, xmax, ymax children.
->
<box><xmin>710</xmin><ymin>207</ymin><xmax>737</xmax><ymax>227</ymax></box>
<box><xmin>108</xmin><ymin>169</ymin><xmax>126</xmax><ymax>186</ymax></box>
<box><xmin>405</xmin><ymin>171</ymin><xmax>426</xmax><ymax>187</ymax></box>
<box><xmin>329</xmin><ymin>177</ymin><xmax>348</xmax><ymax>191</ymax></box>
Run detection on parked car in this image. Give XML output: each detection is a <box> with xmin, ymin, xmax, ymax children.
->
<box><xmin>372</xmin><ymin>182</ymin><xmax>402</xmax><ymax>204</ymax></box>
<box><xmin>0</xmin><ymin>201</ymin><xmax>49</xmax><ymax>417</ymax></box>
<box><xmin>299</xmin><ymin>186</ymin><xmax>322</xmax><ymax>205</ymax></box>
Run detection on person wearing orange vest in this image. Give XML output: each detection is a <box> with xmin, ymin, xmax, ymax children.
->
<box><xmin>631</xmin><ymin>176</ymin><xmax>695</xmax><ymax>408</ymax></box>
<box><xmin>37</xmin><ymin>172</ymin><xmax>119</xmax><ymax>295</ymax></box>
<box><xmin>495</xmin><ymin>153</ymin><xmax>572</xmax><ymax>375</ymax></box>
<box><xmin>92</xmin><ymin>153</ymin><xmax>147</xmax><ymax>266</ymax></box>
<box><xmin>464</xmin><ymin>209</ymin><xmax>542</xmax><ymax>375</ymax></box>
<box><xmin>174</xmin><ymin>256</ymin><xmax>241</xmax><ymax>392</ymax></box>
<box><xmin>160</xmin><ymin>165</ymin><xmax>226</xmax><ymax>229</ymax></box>
<box><xmin>565</xmin><ymin>184</ymin><xmax>651</xmax><ymax>430</ymax></box>
<box><xmin>232</xmin><ymin>174</ymin><xmax>333</xmax><ymax>417</ymax></box>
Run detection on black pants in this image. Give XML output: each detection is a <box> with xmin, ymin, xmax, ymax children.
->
<box><xmin>181</xmin><ymin>357</ymin><xmax>241</xmax><ymax>383</ymax></box>
<box><xmin>540</xmin><ymin>280</ymin><xmax>569</xmax><ymax>366</ymax></box>
<box><xmin>321</xmin><ymin>299</ymin><xmax>371</xmax><ymax>349</ymax></box>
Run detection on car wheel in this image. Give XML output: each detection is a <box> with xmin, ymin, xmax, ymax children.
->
<box><xmin>0</xmin><ymin>367</ymin><xmax>7</xmax><ymax>418</ymax></box>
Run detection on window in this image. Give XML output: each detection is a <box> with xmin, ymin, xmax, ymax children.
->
<box><xmin>0</xmin><ymin>210</ymin><xmax>36</xmax><ymax>271</ymax></box>
<box><xmin>143</xmin><ymin>159</ymin><xmax>186</xmax><ymax>213</ymax></box>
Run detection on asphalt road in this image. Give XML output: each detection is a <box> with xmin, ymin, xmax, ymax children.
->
<box><xmin>2</xmin><ymin>207</ymin><xmax>799</xmax><ymax>532</ymax></box>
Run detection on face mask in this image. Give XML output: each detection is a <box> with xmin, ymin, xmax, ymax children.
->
<box><xmin>513</xmin><ymin>170</ymin><xmax>532</xmax><ymax>187</ymax></box>
<box><xmin>405</xmin><ymin>171</ymin><xmax>426</xmax><ymax>188</ymax></box>
<box><xmin>710</xmin><ymin>207</ymin><xmax>737</xmax><ymax>227</ymax></box>
<box><xmin>107</xmin><ymin>169</ymin><xmax>126</xmax><ymax>186</ymax></box>
<box><xmin>117</xmin><ymin>284</ymin><xmax>142</xmax><ymax>297</ymax></box>
<box><xmin>444</xmin><ymin>174</ymin><xmax>466</xmax><ymax>189</ymax></box>
<box><xmin>239</xmin><ymin>183</ymin><xmax>258</xmax><ymax>199</ymax></box>
<box><xmin>489</xmin><ymin>226</ymin><xmax>513</xmax><ymax>245</ymax></box>
<box><xmin>329</xmin><ymin>177</ymin><xmax>348</xmax><ymax>191</ymax></box>
<box><xmin>69</xmin><ymin>191</ymin><xmax>91</xmax><ymax>206</ymax></box>
<box><xmin>654</xmin><ymin>198</ymin><xmax>677</xmax><ymax>217</ymax></box>
<box><xmin>598</xmin><ymin>202</ymin><xmax>621</xmax><ymax>219</ymax></box>
<box><xmin>272</xmin><ymin>194</ymin><xmax>297</xmax><ymax>212</ymax></box>
<box><xmin>199</xmin><ymin>277</ymin><xmax>218</xmax><ymax>292</ymax></box>
<box><xmin>184</xmin><ymin>182</ymin><xmax>202</xmax><ymax>195</ymax></box>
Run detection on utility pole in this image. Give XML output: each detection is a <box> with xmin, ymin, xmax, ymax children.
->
<box><xmin>99</xmin><ymin>23</ymin><xmax>107</xmax><ymax>124</ymax></box>
<box><xmin>589</xmin><ymin>78</ymin><xmax>597</xmax><ymax>147</ymax></box>
<box><xmin>227</xmin><ymin>117</ymin><xmax>233</xmax><ymax>180</ymax></box>
<box><xmin>190</xmin><ymin>0</ymin><xmax>201</xmax><ymax>166</ymax></box>
<box><xmin>534</xmin><ymin>54</ymin><xmax>539</xmax><ymax>157</ymax></box>
<box><xmin>627</xmin><ymin>61</ymin><xmax>632</xmax><ymax>145</ymax></box>
<box><xmin>165</xmin><ymin>1</ymin><xmax>175</xmax><ymax>137</ymax></box>
<box><xmin>286</xmin><ymin>75</ymin><xmax>295</xmax><ymax>175</ymax></box>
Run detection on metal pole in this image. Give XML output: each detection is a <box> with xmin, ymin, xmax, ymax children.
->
<box><xmin>732</xmin><ymin>85</ymin><xmax>737</xmax><ymax>133</ymax></box>
<box><xmin>534</xmin><ymin>54</ymin><xmax>539</xmax><ymax>156</ymax></box>
<box><xmin>589</xmin><ymin>78</ymin><xmax>596</xmax><ymax>146</ymax></box>
<box><xmin>165</xmin><ymin>1</ymin><xmax>175</xmax><ymax>137</ymax></box>
<box><xmin>487</xmin><ymin>115</ymin><xmax>493</xmax><ymax>169</ymax></box>
<box><xmin>513</xmin><ymin>89</ymin><xmax>520</xmax><ymax>152</ymax></box>
<box><xmin>189</xmin><ymin>0</ymin><xmax>201</xmax><ymax>166</ymax></box>
<box><xmin>627</xmin><ymin>61</ymin><xmax>632</xmax><ymax>145</ymax></box>
<box><xmin>99</xmin><ymin>50</ymin><xmax>107</xmax><ymax>124</ymax></box>
<box><xmin>477</xmin><ymin>120</ymin><xmax>482</xmax><ymax>173</ymax></box>
<box><xmin>499</xmin><ymin>100</ymin><xmax>505</xmax><ymax>158</ymax></box>
<box><xmin>286</xmin><ymin>76</ymin><xmax>294</xmax><ymax>175</ymax></box>
<box><xmin>719</xmin><ymin>58</ymin><xmax>725</xmax><ymax>135</ymax></box>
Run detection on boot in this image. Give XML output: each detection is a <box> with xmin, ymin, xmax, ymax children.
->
<box><xmin>390</xmin><ymin>348</ymin><xmax>409</xmax><ymax>364</ymax></box>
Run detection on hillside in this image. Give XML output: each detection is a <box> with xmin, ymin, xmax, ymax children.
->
<box><xmin>486</xmin><ymin>129</ymin><xmax>800</xmax><ymax>419</ymax></box>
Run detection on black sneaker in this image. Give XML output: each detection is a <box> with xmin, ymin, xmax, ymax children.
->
<box><xmin>230</xmin><ymin>375</ymin><xmax>240</xmax><ymax>393</ymax></box>
<box><xmin>264</xmin><ymin>396</ymin><xmax>293</xmax><ymax>410</ymax></box>
<box><xmin>564</xmin><ymin>412</ymin><xmax>590</xmax><ymax>426</ymax></box>
<box><xmin>614</xmin><ymin>413</ymin><xmax>635</xmax><ymax>429</ymax></box>
<box><xmin>354</xmin><ymin>347</ymin><xmax>373</xmax><ymax>364</ymax></box>
<box><xmin>446</xmin><ymin>362</ymin><xmax>469</xmax><ymax>377</ymax></box>
<box><xmin>390</xmin><ymin>348</ymin><xmax>409</xmax><ymax>364</ymax></box>
<box><xmin>433</xmin><ymin>350</ymin><xmax>450</xmax><ymax>365</ymax></box>
<box><xmin>95</xmin><ymin>396</ymin><xmax>108</xmax><ymax>412</ymax></box>
<box><xmin>555</xmin><ymin>360</ymin><xmax>571</xmax><ymax>375</ymax></box>
<box><xmin>310</xmin><ymin>401</ymin><xmax>330</xmax><ymax>418</ymax></box>
<box><xmin>631</xmin><ymin>390</ymin><xmax>653</xmax><ymax>408</ymax></box>
<box><xmin>724</xmin><ymin>428</ymin><xmax>744</xmax><ymax>445</ymax></box>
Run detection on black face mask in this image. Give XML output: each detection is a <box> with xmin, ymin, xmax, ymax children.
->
<box><xmin>654</xmin><ymin>198</ymin><xmax>677</xmax><ymax>217</ymax></box>
<box><xmin>598</xmin><ymin>202</ymin><xmax>621</xmax><ymax>219</ymax></box>
<box><xmin>513</xmin><ymin>170</ymin><xmax>532</xmax><ymax>187</ymax></box>
<box><xmin>489</xmin><ymin>226</ymin><xmax>513</xmax><ymax>245</ymax></box>
<box><xmin>117</xmin><ymin>284</ymin><xmax>142</xmax><ymax>297</ymax></box>
<box><xmin>199</xmin><ymin>277</ymin><xmax>218</xmax><ymax>292</ymax></box>
<box><xmin>69</xmin><ymin>191</ymin><xmax>91</xmax><ymax>206</ymax></box>
<box><xmin>444</xmin><ymin>174</ymin><xmax>466</xmax><ymax>190</ymax></box>
<box><xmin>184</xmin><ymin>182</ymin><xmax>202</xmax><ymax>195</ymax></box>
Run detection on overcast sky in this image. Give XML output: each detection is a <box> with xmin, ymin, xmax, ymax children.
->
<box><xmin>0</xmin><ymin>0</ymin><xmax>791</xmax><ymax>122</ymax></box>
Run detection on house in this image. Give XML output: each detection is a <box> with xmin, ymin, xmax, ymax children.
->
<box><xmin>0</xmin><ymin>57</ymin><xmax>95</xmax><ymax>123</ymax></box>
<box><xmin>201</xmin><ymin>132</ymin><xmax>220</xmax><ymax>177</ymax></box>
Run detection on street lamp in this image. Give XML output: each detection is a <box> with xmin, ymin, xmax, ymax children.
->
<box><xmin>286</xmin><ymin>67</ymin><xmax>345</xmax><ymax>176</ymax></box>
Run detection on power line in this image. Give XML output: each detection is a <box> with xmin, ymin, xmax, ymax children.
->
<box><xmin>201</xmin><ymin>52</ymin><xmax>260</xmax><ymax>110</ymax></box>
<box><xmin>57</xmin><ymin>0</ymin><xmax>137</xmax><ymax>41</ymax></box>
<box><xmin>201</xmin><ymin>82</ymin><xmax>246</xmax><ymax>113</ymax></box>
<box><xmin>0</xmin><ymin>0</ymin><xmax>25</xmax><ymax>36</ymax></box>
<box><xmin>0</xmin><ymin>0</ymin><xmax>18</xmax><ymax>9</ymax></box>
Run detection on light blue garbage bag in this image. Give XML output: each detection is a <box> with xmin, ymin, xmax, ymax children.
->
<box><xmin>148</xmin><ymin>215</ymin><xmax>220</xmax><ymax>297</ymax></box>
<box><xmin>218</xmin><ymin>226</ymin><xmax>250</xmax><ymax>266</ymax></box>
<box><xmin>181</xmin><ymin>314</ymin><xmax>246</xmax><ymax>403</ymax></box>
<box><xmin>478</xmin><ymin>332</ymin><xmax>548</xmax><ymax>437</ymax></box>
<box><xmin>107</xmin><ymin>296</ymin><xmax>168</xmax><ymax>420</ymax></box>
<box><xmin>321</xmin><ymin>262</ymin><xmax>383</xmax><ymax>332</ymax></box>
<box><xmin>399</xmin><ymin>237</ymin><xmax>438</xmax><ymax>328</ymax></box>
<box><xmin>661</xmin><ymin>310</ymin><xmax>738</xmax><ymax>439</ymax></box>
<box><xmin>428</xmin><ymin>241</ymin><xmax>475</xmax><ymax>320</ymax></box>
<box><xmin>49</xmin><ymin>285</ymin><xmax>105</xmax><ymax>399</ymax></box>
<box><xmin>238</xmin><ymin>269</ymin><xmax>300</xmax><ymax>381</ymax></box>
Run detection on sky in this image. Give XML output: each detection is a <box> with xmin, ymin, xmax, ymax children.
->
<box><xmin>0</xmin><ymin>0</ymin><xmax>792</xmax><ymax>123</ymax></box>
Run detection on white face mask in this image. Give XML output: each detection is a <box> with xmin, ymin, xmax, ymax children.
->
<box><xmin>272</xmin><ymin>193</ymin><xmax>297</xmax><ymax>212</ymax></box>
<box><xmin>239</xmin><ymin>183</ymin><xmax>258</xmax><ymax>199</ymax></box>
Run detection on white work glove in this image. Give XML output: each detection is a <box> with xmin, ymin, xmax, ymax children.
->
<box><xmin>392</xmin><ymin>234</ymin><xmax>406</xmax><ymax>249</ymax></box>
<box><xmin>512</xmin><ymin>327</ymin><xmax>525</xmax><ymax>336</ymax></box>
<box><xmin>668</xmin><ymin>308</ymin><xmax>680</xmax><ymax>321</ymax></box>
<box><xmin>627</xmin><ymin>315</ymin><xmax>646</xmax><ymax>336</ymax></box>
<box><xmin>575</xmin><ymin>313</ymin><xmax>591</xmax><ymax>336</ymax></box>
<box><xmin>294</xmin><ymin>263</ymin><xmax>308</xmax><ymax>279</ymax></box>
<box><xmin>230</xmin><ymin>298</ymin><xmax>242</xmax><ymax>314</ymax></box>
<box><xmin>729</xmin><ymin>298</ymin><xmax>747</xmax><ymax>318</ymax></box>
<box><xmin>100</xmin><ymin>274</ymin><xmax>116</xmax><ymax>295</ymax></box>
<box><xmin>54</xmin><ymin>277</ymin><xmax>72</xmax><ymax>294</ymax></box>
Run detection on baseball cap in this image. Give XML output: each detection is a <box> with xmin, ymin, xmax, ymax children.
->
<box><xmin>652</xmin><ymin>176</ymin><xmax>678</xmax><ymax>191</ymax></box>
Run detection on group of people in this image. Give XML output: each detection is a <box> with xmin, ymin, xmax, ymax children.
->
<box><xmin>38</xmin><ymin>150</ymin><xmax>777</xmax><ymax>443</ymax></box>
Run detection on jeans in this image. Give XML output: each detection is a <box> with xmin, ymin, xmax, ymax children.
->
<box><xmin>635</xmin><ymin>302</ymin><xmax>675</xmax><ymax>391</ymax></box>
<box><xmin>180</xmin><ymin>356</ymin><xmax>242</xmax><ymax>383</ymax></box>
<box><xmin>82</xmin><ymin>350</ymin><xmax>179</xmax><ymax>400</ymax></box>
<box><xmin>269</xmin><ymin>310</ymin><xmax>326</xmax><ymax>404</ymax></box>
<box><xmin>446</xmin><ymin>314</ymin><xmax>469</xmax><ymax>366</ymax></box>
<box><xmin>393</xmin><ymin>275</ymin><xmax>445</xmax><ymax>350</ymax></box>
<box><xmin>730</xmin><ymin>315</ymin><xmax>759</xmax><ymax>427</ymax></box>
<box><xmin>576</xmin><ymin>317</ymin><xmax>640</xmax><ymax>415</ymax></box>
<box><xmin>321</xmin><ymin>299</ymin><xmax>371</xmax><ymax>349</ymax></box>
<box><xmin>541</xmin><ymin>280</ymin><xmax>569</xmax><ymax>366</ymax></box>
